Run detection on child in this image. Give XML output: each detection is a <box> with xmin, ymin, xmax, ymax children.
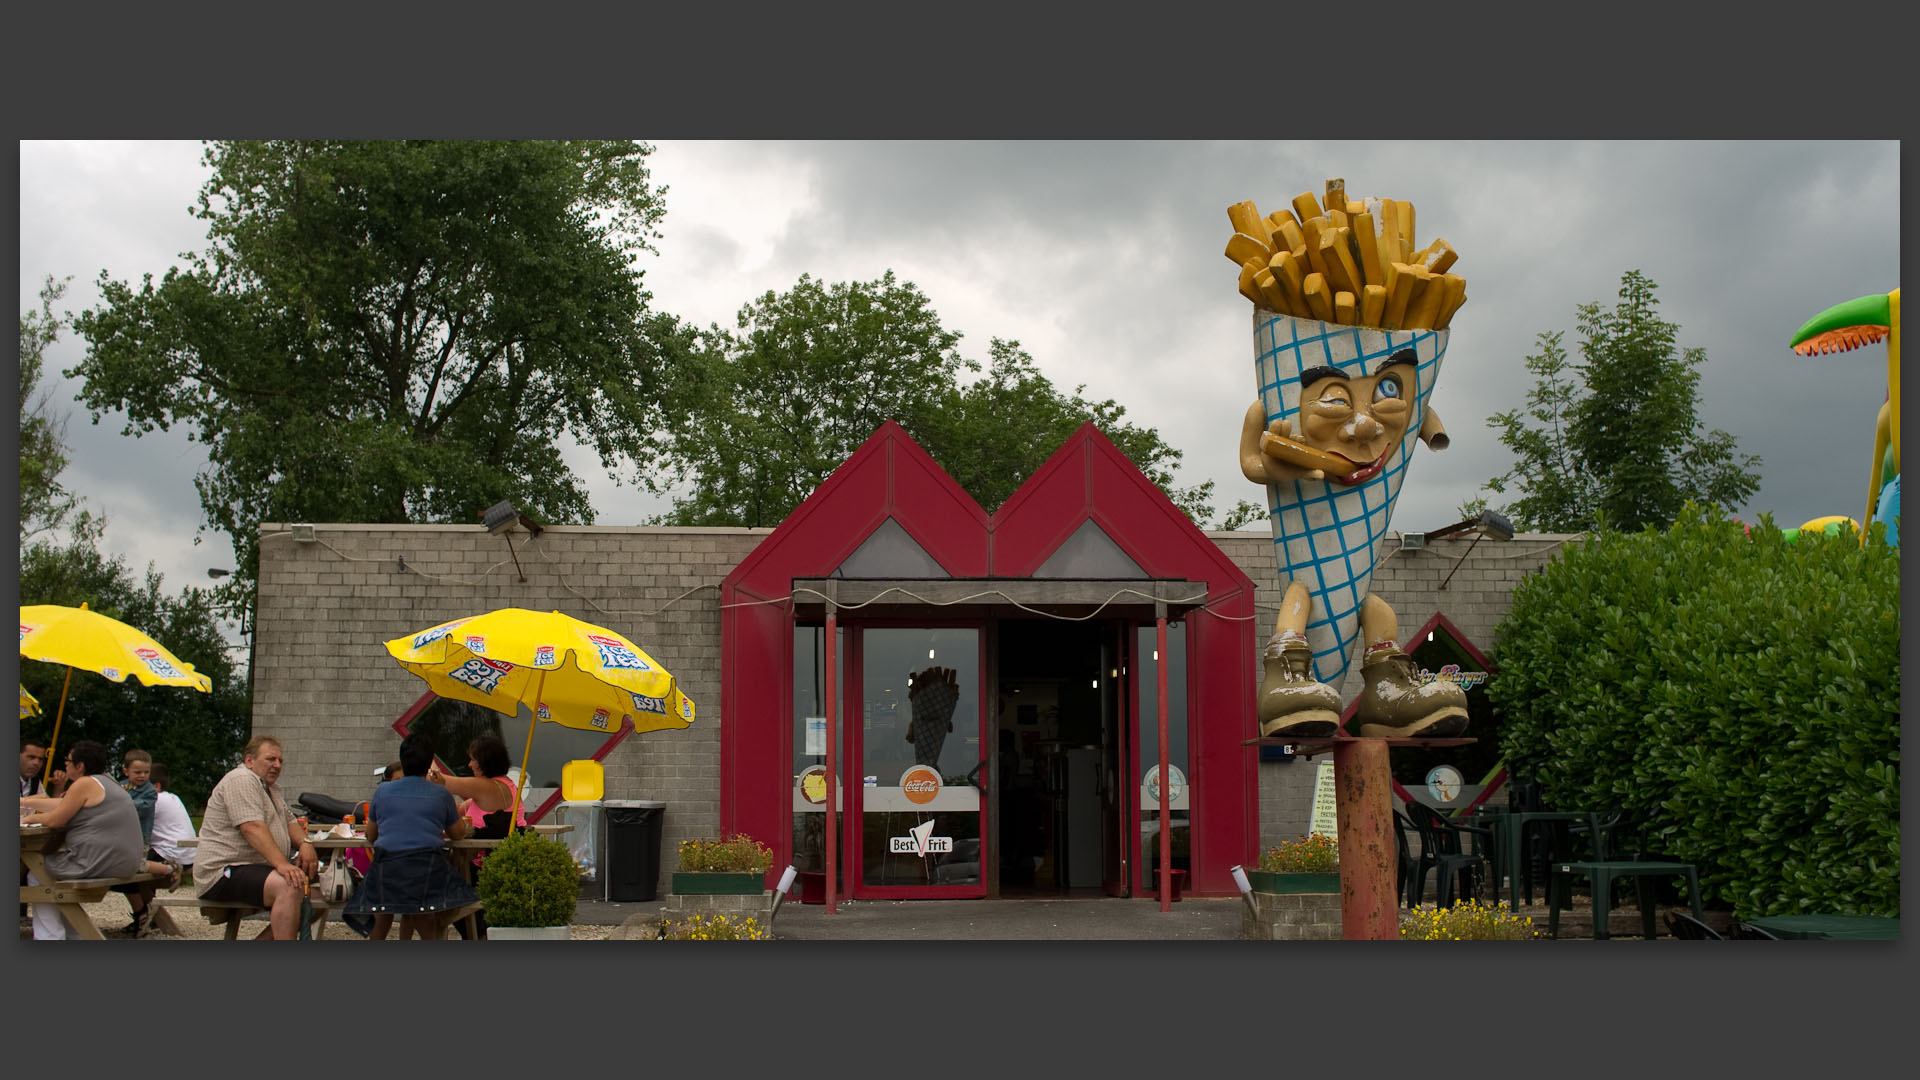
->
<box><xmin>114</xmin><ymin>750</ymin><xmax>181</xmax><ymax>936</ymax></box>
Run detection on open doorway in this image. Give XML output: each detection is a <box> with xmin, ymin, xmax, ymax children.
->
<box><xmin>995</xmin><ymin>618</ymin><xmax>1127</xmax><ymax>898</ymax></box>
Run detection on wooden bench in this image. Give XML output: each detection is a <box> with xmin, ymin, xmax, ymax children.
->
<box><xmin>152</xmin><ymin>893</ymin><xmax>336</xmax><ymax>940</ymax></box>
<box><xmin>21</xmin><ymin>871</ymin><xmax>168</xmax><ymax>940</ymax></box>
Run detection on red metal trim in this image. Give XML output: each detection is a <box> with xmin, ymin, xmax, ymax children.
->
<box><xmin>824</xmin><ymin>605</ymin><xmax>838</xmax><ymax>915</ymax></box>
<box><xmin>1156</xmin><ymin>614</ymin><xmax>1171</xmax><ymax>912</ymax></box>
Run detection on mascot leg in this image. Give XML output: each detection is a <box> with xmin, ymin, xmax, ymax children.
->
<box><xmin>1257</xmin><ymin>580</ymin><xmax>1343</xmax><ymax>737</ymax></box>
<box><xmin>1351</xmin><ymin>594</ymin><xmax>1469</xmax><ymax>738</ymax></box>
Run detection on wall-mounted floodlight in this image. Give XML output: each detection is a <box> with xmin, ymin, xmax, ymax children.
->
<box><xmin>1427</xmin><ymin>509</ymin><xmax>1516</xmax><ymax>590</ymax></box>
<box><xmin>207</xmin><ymin>568</ymin><xmax>232</xmax><ymax>579</ymax></box>
<box><xmin>477</xmin><ymin>501</ymin><xmax>545</xmax><ymax>581</ymax></box>
<box><xmin>291</xmin><ymin>524</ymin><xmax>317</xmax><ymax>543</ymax></box>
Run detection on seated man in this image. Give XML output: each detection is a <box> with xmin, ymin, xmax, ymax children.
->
<box><xmin>193</xmin><ymin>735</ymin><xmax>319</xmax><ymax>941</ymax></box>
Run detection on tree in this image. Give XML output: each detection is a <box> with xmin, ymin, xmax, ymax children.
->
<box><xmin>69</xmin><ymin>140</ymin><xmax>687</xmax><ymax>612</ymax></box>
<box><xmin>19</xmin><ymin>543</ymin><xmax>251</xmax><ymax>812</ymax></box>
<box><xmin>20</xmin><ymin>274</ymin><xmax>82</xmax><ymax>542</ymax></box>
<box><xmin>918</xmin><ymin>338</ymin><xmax>1217</xmax><ymax>522</ymax></box>
<box><xmin>1479</xmin><ymin>270</ymin><xmax>1762</xmax><ymax>533</ymax></box>
<box><xmin>653</xmin><ymin>274</ymin><xmax>1216</xmax><ymax>526</ymax></box>
<box><xmin>653</xmin><ymin>271</ymin><xmax>970</xmax><ymax>526</ymax></box>
<box><xmin>20</xmin><ymin>279</ymin><xmax>250</xmax><ymax>809</ymax></box>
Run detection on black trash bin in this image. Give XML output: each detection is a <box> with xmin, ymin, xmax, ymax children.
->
<box><xmin>603</xmin><ymin>799</ymin><xmax>665</xmax><ymax>902</ymax></box>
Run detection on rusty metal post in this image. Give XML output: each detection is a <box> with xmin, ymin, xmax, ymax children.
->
<box><xmin>823</xmin><ymin>604</ymin><xmax>838</xmax><ymax>915</ymax></box>
<box><xmin>1156</xmin><ymin>603</ymin><xmax>1170</xmax><ymax>912</ymax></box>
<box><xmin>1333</xmin><ymin>738</ymin><xmax>1397</xmax><ymax>939</ymax></box>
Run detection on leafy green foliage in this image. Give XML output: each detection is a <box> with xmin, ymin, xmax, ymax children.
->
<box><xmin>476</xmin><ymin>830</ymin><xmax>580</xmax><ymax>927</ymax></box>
<box><xmin>654</xmin><ymin>276</ymin><xmax>1213</xmax><ymax>525</ymax></box>
<box><xmin>1490</xmin><ymin>506</ymin><xmax>1899</xmax><ymax>916</ymax></box>
<box><xmin>68</xmin><ymin>140</ymin><xmax>687</xmax><ymax>613</ymax></box>
<box><xmin>20</xmin><ymin>275</ymin><xmax>80</xmax><ymax>543</ymax></box>
<box><xmin>1480</xmin><ymin>271</ymin><xmax>1761</xmax><ymax>532</ymax></box>
<box><xmin>19</xmin><ymin>541</ymin><xmax>250</xmax><ymax>812</ymax></box>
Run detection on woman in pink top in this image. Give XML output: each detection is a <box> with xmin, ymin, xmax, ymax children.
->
<box><xmin>428</xmin><ymin>734</ymin><xmax>528</xmax><ymax>838</ymax></box>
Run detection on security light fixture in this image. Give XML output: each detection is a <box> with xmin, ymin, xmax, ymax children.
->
<box><xmin>1426</xmin><ymin>509</ymin><xmax>1516</xmax><ymax>590</ymax></box>
<box><xmin>477</xmin><ymin>500</ymin><xmax>545</xmax><ymax>581</ymax></box>
<box><xmin>290</xmin><ymin>524</ymin><xmax>316</xmax><ymax>543</ymax></box>
<box><xmin>207</xmin><ymin>568</ymin><xmax>232</xmax><ymax>579</ymax></box>
<box><xmin>1399</xmin><ymin>532</ymin><xmax>1426</xmax><ymax>551</ymax></box>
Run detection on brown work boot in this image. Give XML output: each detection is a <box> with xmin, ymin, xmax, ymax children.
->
<box><xmin>1257</xmin><ymin>635</ymin><xmax>1342</xmax><ymax>737</ymax></box>
<box><xmin>1351</xmin><ymin>646</ymin><xmax>1469</xmax><ymax>737</ymax></box>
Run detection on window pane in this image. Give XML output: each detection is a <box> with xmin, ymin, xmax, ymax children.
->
<box><xmin>1135</xmin><ymin>622</ymin><xmax>1189</xmax><ymax>891</ymax></box>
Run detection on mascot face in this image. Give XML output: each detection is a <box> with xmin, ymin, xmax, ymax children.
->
<box><xmin>1254</xmin><ymin>313</ymin><xmax>1448</xmax><ymax>686</ymax></box>
<box><xmin>1295</xmin><ymin>358</ymin><xmax>1419</xmax><ymax>484</ymax></box>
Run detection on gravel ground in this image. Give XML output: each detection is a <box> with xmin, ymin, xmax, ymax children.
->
<box><xmin>21</xmin><ymin>885</ymin><xmax>617</xmax><ymax>941</ymax></box>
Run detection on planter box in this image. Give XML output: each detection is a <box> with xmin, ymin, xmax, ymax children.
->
<box><xmin>1247</xmin><ymin>870</ymin><xmax>1341</xmax><ymax>894</ymax></box>
<box><xmin>486</xmin><ymin>925</ymin><xmax>571</xmax><ymax>941</ymax></box>
<box><xmin>671</xmin><ymin>871</ymin><xmax>767</xmax><ymax>895</ymax></box>
<box><xmin>1242</xmin><ymin>890</ymin><xmax>1342</xmax><ymax>941</ymax></box>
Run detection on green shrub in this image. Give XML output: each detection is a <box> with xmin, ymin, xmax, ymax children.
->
<box><xmin>1490</xmin><ymin>506</ymin><xmax>1899</xmax><ymax>917</ymax></box>
<box><xmin>475</xmin><ymin>831</ymin><xmax>580</xmax><ymax>927</ymax></box>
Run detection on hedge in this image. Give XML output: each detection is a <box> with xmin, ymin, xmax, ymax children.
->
<box><xmin>1490</xmin><ymin>506</ymin><xmax>1899</xmax><ymax>917</ymax></box>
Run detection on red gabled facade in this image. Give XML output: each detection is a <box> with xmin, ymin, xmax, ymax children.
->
<box><xmin>719</xmin><ymin>421</ymin><xmax>1259</xmax><ymax>898</ymax></box>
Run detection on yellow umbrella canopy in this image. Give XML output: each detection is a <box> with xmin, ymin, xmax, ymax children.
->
<box><xmin>384</xmin><ymin>608</ymin><xmax>695</xmax><ymax>819</ymax></box>
<box><xmin>20</xmin><ymin>601</ymin><xmax>214</xmax><ymax>773</ymax></box>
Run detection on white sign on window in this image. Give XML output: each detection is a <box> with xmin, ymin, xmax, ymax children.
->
<box><xmin>804</xmin><ymin>716</ymin><xmax>826</xmax><ymax>756</ymax></box>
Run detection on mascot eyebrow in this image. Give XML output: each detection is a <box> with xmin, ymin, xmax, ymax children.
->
<box><xmin>1298</xmin><ymin>349</ymin><xmax>1418</xmax><ymax>389</ymax></box>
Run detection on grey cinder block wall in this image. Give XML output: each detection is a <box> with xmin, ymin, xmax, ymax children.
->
<box><xmin>253</xmin><ymin>522</ymin><xmax>1576</xmax><ymax>875</ymax></box>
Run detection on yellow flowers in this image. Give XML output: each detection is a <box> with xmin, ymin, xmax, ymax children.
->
<box><xmin>676</xmin><ymin>834</ymin><xmax>775</xmax><ymax>873</ymax></box>
<box><xmin>1259</xmin><ymin>832</ymin><xmax>1339</xmax><ymax>874</ymax></box>
<box><xmin>658</xmin><ymin>912</ymin><xmax>770</xmax><ymax>941</ymax></box>
<box><xmin>1399</xmin><ymin>898</ymin><xmax>1537</xmax><ymax>941</ymax></box>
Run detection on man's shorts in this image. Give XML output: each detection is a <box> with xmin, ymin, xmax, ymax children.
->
<box><xmin>198</xmin><ymin>863</ymin><xmax>276</xmax><ymax>907</ymax></box>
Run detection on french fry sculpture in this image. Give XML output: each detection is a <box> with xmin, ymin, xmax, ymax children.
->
<box><xmin>1229</xmin><ymin>179</ymin><xmax>1469</xmax><ymax>738</ymax></box>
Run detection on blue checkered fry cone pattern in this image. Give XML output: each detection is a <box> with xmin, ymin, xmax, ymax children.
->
<box><xmin>1254</xmin><ymin>311</ymin><xmax>1450</xmax><ymax>688</ymax></box>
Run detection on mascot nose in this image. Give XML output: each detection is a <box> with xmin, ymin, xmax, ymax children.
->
<box><xmin>1348</xmin><ymin>413</ymin><xmax>1383</xmax><ymax>440</ymax></box>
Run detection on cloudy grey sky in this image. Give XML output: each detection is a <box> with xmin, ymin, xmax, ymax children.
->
<box><xmin>18</xmin><ymin>140</ymin><xmax>1901</xmax><ymax>644</ymax></box>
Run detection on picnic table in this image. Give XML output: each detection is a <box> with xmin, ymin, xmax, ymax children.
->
<box><xmin>176</xmin><ymin>823</ymin><xmax>570</xmax><ymax>939</ymax></box>
<box><xmin>19</xmin><ymin>823</ymin><xmax>168</xmax><ymax>940</ymax></box>
<box><xmin>1737</xmin><ymin>913</ymin><xmax>1900</xmax><ymax>941</ymax></box>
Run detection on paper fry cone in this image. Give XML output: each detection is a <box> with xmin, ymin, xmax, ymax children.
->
<box><xmin>1252</xmin><ymin>310</ymin><xmax>1450</xmax><ymax>687</ymax></box>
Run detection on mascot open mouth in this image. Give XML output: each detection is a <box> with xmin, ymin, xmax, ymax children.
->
<box><xmin>1328</xmin><ymin>448</ymin><xmax>1391</xmax><ymax>486</ymax></box>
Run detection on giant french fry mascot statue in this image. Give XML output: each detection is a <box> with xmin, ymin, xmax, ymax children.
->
<box><xmin>1224</xmin><ymin>180</ymin><xmax>1470</xmax><ymax>738</ymax></box>
<box><xmin>1790</xmin><ymin>288</ymin><xmax>1900</xmax><ymax>547</ymax></box>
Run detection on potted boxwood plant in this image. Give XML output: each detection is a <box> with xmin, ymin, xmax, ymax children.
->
<box><xmin>1248</xmin><ymin>832</ymin><xmax>1340</xmax><ymax>893</ymax></box>
<box><xmin>671</xmin><ymin>833</ymin><xmax>773</xmax><ymax>894</ymax></box>
<box><xmin>475</xmin><ymin>830</ymin><xmax>579</xmax><ymax>940</ymax></box>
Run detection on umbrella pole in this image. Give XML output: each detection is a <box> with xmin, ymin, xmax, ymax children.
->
<box><xmin>44</xmin><ymin>666</ymin><xmax>75</xmax><ymax>792</ymax></box>
<box><xmin>512</xmin><ymin>671</ymin><xmax>547</xmax><ymax>826</ymax></box>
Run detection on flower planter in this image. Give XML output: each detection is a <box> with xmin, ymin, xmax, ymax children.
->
<box><xmin>1247</xmin><ymin>870</ymin><xmax>1341</xmax><ymax>894</ymax></box>
<box><xmin>486</xmin><ymin>925</ymin><xmax>571</xmax><ymax>941</ymax></box>
<box><xmin>670</xmin><ymin>871</ymin><xmax>767</xmax><ymax>895</ymax></box>
<box><xmin>1154</xmin><ymin>868</ymin><xmax>1188</xmax><ymax>902</ymax></box>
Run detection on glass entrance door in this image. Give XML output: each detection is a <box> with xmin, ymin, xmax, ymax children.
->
<box><xmin>853</xmin><ymin>626</ymin><xmax>986</xmax><ymax>898</ymax></box>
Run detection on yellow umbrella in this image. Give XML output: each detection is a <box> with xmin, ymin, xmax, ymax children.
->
<box><xmin>20</xmin><ymin>685</ymin><xmax>41</xmax><ymax>720</ymax></box>
<box><xmin>384</xmin><ymin>608</ymin><xmax>695</xmax><ymax>822</ymax></box>
<box><xmin>20</xmin><ymin>602</ymin><xmax>213</xmax><ymax>776</ymax></box>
